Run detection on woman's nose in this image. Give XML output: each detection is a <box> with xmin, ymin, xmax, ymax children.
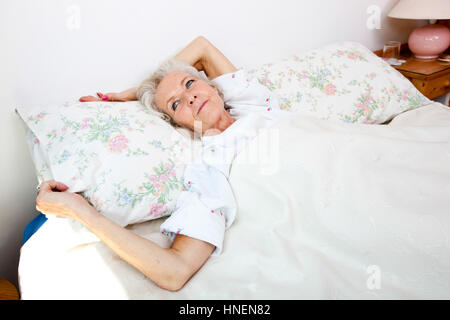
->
<box><xmin>189</xmin><ymin>95</ymin><xmax>197</xmax><ymax>105</ymax></box>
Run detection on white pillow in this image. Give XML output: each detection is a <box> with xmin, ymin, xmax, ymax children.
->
<box><xmin>17</xmin><ymin>101</ymin><xmax>198</xmax><ymax>227</ymax></box>
<box><xmin>245</xmin><ymin>41</ymin><xmax>430</xmax><ymax>124</ymax></box>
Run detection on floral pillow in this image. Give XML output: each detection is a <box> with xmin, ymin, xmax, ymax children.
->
<box><xmin>245</xmin><ymin>41</ymin><xmax>430</xmax><ymax>124</ymax></box>
<box><xmin>17</xmin><ymin>101</ymin><xmax>196</xmax><ymax>227</ymax></box>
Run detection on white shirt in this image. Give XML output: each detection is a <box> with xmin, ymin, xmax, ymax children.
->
<box><xmin>160</xmin><ymin>69</ymin><xmax>289</xmax><ymax>255</ymax></box>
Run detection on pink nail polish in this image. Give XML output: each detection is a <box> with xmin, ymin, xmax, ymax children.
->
<box><xmin>102</xmin><ymin>96</ymin><xmax>108</xmax><ymax>101</ymax></box>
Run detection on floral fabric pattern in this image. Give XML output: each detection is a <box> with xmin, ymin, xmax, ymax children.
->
<box><xmin>17</xmin><ymin>101</ymin><xmax>193</xmax><ymax>226</ymax></box>
<box><xmin>245</xmin><ymin>41</ymin><xmax>429</xmax><ymax>124</ymax></box>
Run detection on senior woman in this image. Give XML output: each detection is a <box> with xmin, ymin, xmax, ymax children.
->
<box><xmin>36</xmin><ymin>36</ymin><xmax>287</xmax><ymax>292</ymax></box>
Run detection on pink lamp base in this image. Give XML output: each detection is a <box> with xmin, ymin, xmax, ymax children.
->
<box><xmin>414</xmin><ymin>54</ymin><xmax>440</xmax><ymax>60</ymax></box>
<box><xmin>408</xmin><ymin>24</ymin><xmax>450</xmax><ymax>60</ymax></box>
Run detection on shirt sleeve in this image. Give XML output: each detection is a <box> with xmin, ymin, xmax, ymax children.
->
<box><xmin>160</xmin><ymin>163</ymin><xmax>237</xmax><ymax>256</ymax></box>
<box><xmin>211</xmin><ymin>69</ymin><xmax>281</xmax><ymax>113</ymax></box>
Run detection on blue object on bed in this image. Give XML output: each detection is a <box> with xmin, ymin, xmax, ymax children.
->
<box><xmin>23</xmin><ymin>213</ymin><xmax>47</xmax><ymax>245</ymax></box>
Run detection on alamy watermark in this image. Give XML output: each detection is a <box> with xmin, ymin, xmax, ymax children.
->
<box><xmin>366</xmin><ymin>265</ymin><xmax>381</xmax><ymax>290</ymax></box>
<box><xmin>66</xmin><ymin>4</ymin><xmax>81</xmax><ymax>30</ymax></box>
<box><xmin>171</xmin><ymin>120</ymin><xmax>281</xmax><ymax>176</ymax></box>
<box><xmin>366</xmin><ymin>5</ymin><xmax>381</xmax><ymax>30</ymax></box>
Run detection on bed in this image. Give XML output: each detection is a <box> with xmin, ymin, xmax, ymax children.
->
<box><xmin>17</xmin><ymin>41</ymin><xmax>450</xmax><ymax>299</ymax></box>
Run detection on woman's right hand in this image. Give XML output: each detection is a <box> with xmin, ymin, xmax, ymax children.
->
<box><xmin>36</xmin><ymin>180</ymin><xmax>96</xmax><ymax>221</ymax></box>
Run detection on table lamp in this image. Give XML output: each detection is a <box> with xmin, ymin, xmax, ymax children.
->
<box><xmin>388</xmin><ymin>0</ymin><xmax>450</xmax><ymax>60</ymax></box>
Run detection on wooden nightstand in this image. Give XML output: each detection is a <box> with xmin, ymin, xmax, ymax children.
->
<box><xmin>374</xmin><ymin>44</ymin><xmax>450</xmax><ymax>103</ymax></box>
<box><xmin>0</xmin><ymin>279</ymin><xmax>20</xmax><ymax>300</ymax></box>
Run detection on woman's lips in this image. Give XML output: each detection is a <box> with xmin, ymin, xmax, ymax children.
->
<box><xmin>197</xmin><ymin>100</ymin><xmax>207</xmax><ymax>114</ymax></box>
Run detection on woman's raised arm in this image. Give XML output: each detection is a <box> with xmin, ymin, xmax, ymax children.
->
<box><xmin>174</xmin><ymin>36</ymin><xmax>237</xmax><ymax>79</ymax></box>
<box><xmin>79</xmin><ymin>36</ymin><xmax>236</xmax><ymax>102</ymax></box>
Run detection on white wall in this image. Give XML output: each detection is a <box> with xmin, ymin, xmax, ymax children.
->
<box><xmin>0</xmin><ymin>0</ymin><xmax>424</xmax><ymax>288</ymax></box>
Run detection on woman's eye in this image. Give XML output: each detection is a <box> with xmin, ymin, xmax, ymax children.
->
<box><xmin>186</xmin><ymin>79</ymin><xmax>194</xmax><ymax>88</ymax></box>
<box><xmin>172</xmin><ymin>100</ymin><xmax>179</xmax><ymax>111</ymax></box>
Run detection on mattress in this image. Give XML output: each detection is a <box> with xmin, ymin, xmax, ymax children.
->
<box><xmin>18</xmin><ymin>101</ymin><xmax>450</xmax><ymax>299</ymax></box>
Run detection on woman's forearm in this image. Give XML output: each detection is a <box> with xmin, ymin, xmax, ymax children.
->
<box><xmin>75</xmin><ymin>206</ymin><xmax>189</xmax><ymax>291</ymax></box>
<box><xmin>174</xmin><ymin>36</ymin><xmax>207</xmax><ymax>72</ymax></box>
<box><xmin>175</xmin><ymin>36</ymin><xmax>237</xmax><ymax>79</ymax></box>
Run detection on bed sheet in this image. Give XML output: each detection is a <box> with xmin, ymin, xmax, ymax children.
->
<box><xmin>18</xmin><ymin>101</ymin><xmax>450</xmax><ymax>299</ymax></box>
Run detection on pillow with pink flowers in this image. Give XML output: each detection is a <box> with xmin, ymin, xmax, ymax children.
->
<box><xmin>17</xmin><ymin>101</ymin><xmax>197</xmax><ymax>227</ymax></box>
<box><xmin>245</xmin><ymin>41</ymin><xmax>430</xmax><ymax>124</ymax></box>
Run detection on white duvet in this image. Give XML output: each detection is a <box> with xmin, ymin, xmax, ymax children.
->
<box><xmin>19</xmin><ymin>102</ymin><xmax>450</xmax><ymax>299</ymax></box>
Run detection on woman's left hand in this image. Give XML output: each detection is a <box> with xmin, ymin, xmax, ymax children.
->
<box><xmin>36</xmin><ymin>180</ymin><xmax>94</xmax><ymax>221</ymax></box>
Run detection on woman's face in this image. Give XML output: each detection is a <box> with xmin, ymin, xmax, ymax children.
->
<box><xmin>155</xmin><ymin>71</ymin><xmax>225</xmax><ymax>133</ymax></box>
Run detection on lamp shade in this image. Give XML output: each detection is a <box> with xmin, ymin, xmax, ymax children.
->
<box><xmin>388</xmin><ymin>0</ymin><xmax>450</xmax><ymax>19</ymax></box>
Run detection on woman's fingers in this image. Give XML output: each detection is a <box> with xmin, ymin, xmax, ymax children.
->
<box><xmin>79</xmin><ymin>95</ymin><xmax>100</xmax><ymax>102</ymax></box>
<box><xmin>39</xmin><ymin>180</ymin><xmax>69</xmax><ymax>193</ymax></box>
<box><xmin>98</xmin><ymin>92</ymin><xmax>113</xmax><ymax>101</ymax></box>
<box><xmin>36</xmin><ymin>180</ymin><xmax>68</xmax><ymax>215</ymax></box>
<box><xmin>80</xmin><ymin>92</ymin><xmax>119</xmax><ymax>102</ymax></box>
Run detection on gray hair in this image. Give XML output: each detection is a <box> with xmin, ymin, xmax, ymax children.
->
<box><xmin>137</xmin><ymin>58</ymin><xmax>224</xmax><ymax>128</ymax></box>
